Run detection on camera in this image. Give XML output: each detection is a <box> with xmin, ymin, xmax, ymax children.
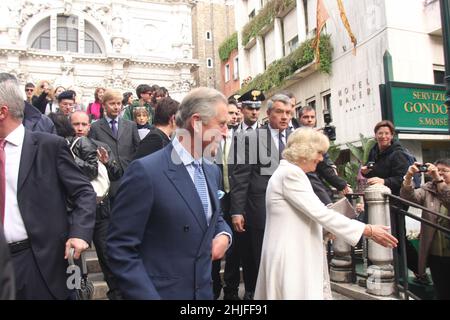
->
<box><xmin>367</xmin><ymin>162</ymin><xmax>375</xmax><ymax>169</ymax></box>
<box><xmin>416</xmin><ymin>163</ymin><xmax>429</xmax><ymax>173</ymax></box>
<box><xmin>323</xmin><ymin>110</ymin><xmax>336</xmax><ymax>141</ymax></box>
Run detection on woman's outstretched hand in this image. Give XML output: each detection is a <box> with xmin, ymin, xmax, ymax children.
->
<box><xmin>364</xmin><ymin>224</ymin><xmax>398</xmax><ymax>248</ymax></box>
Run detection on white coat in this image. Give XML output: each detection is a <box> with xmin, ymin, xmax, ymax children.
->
<box><xmin>254</xmin><ymin>160</ymin><xmax>365</xmax><ymax>300</ymax></box>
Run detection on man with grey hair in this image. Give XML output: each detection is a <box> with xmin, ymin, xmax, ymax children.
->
<box><xmin>230</xmin><ymin>93</ymin><xmax>292</xmax><ymax>300</ymax></box>
<box><xmin>0</xmin><ymin>72</ymin><xmax>96</xmax><ymax>299</ymax></box>
<box><xmin>107</xmin><ymin>87</ymin><xmax>232</xmax><ymax>299</ymax></box>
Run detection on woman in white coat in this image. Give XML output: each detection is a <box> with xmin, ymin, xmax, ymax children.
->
<box><xmin>254</xmin><ymin>128</ymin><xmax>398</xmax><ymax>300</ymax></box>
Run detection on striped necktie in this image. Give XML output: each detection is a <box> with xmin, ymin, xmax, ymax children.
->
<box><xmin>222</xmin><ymin>137</ymin><xmax>230</xmax><ymax>193</ymax></box>
<box><xmin>279</xmin><ymin>131</ymin><xmax>285</xmax><ymax>159</ymax></box>
<box><xmin>192</xmin><ymin>160</ymin><xmax>210</xmax><ymax>225</ymax></box>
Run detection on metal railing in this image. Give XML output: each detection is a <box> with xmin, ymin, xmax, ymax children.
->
<box><xmin>385</xmin><ymin>193</ymin><xmax>450</xmax><ymax>300</ymax></box>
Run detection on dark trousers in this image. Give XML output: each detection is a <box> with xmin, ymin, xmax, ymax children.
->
<box><xmin>211</xmin><ymin>259</ymin><xmax>222</xmax><ymax>299</ymax></box>
<box><xmin>428</xmin><ymin>255</ymin><xmax>450</xmax><ymax>300</ymax></box>
<box><xmin>224</xmin><ymin>228</ymin><xmax>257</xmax><ymax>293</ymax></box>
<box><xmin>12</xmin><ymin>248</ymin><xmax>56</xmax><ymax>300</ymax></box>
<box><xmin>93</xmin><ymin>199</ymin><xmax>123</xmax><ymax>300</ymax></box>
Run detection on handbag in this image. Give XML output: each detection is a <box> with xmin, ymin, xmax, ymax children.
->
<box><xmin>91</xmin><ymin>161</ymin><xmax>110</xmax><ymax>203</ymax></box>
<box><xmin>68</xmin><ymin>248</ymin><xmax>94</xmax><ymax>300</ymax></box>
<box><xmin>70</xmin><ymin>137</ymin><xmax>110</xmax><ymax>203</ymax></box>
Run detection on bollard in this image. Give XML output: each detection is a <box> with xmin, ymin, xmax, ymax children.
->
<box><xmin>329</xmin><ymin>237</ymin><xmax>353</xmax><ymax>283</ymax></box>
<box><xmin>364</xmin><ymin>184</ymin><xmax>395</xmax><ymax>296</ymax></box>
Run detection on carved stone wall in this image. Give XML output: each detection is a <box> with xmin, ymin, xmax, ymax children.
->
<box><xmin>0</xmin><ymin>0</ymin><xmax>199</xmax><ymax>104</ymax></box>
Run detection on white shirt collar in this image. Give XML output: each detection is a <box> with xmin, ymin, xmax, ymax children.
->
<box><xmin>105</xmin><ymin>115</ymin><xmax>118</xmax><ymax>124</ymax></box>
<box><xmin>5</xmin><ymin>124</ymin><xmax>25</xmax><ymax>147</ymax></box>
<box><xmin>268</xmin><ymin>124</ymin><xmax>285</xmax><ymax>138</ymax></box>
<box><xmin>172</xmin><ymin>136</ymin><xmax>200</xmax><ymax>166</ymax></box>
<box><xmin>242</xmin><ymin>122</ymin><xmax>258</xmax><ymax>131</ymax></box>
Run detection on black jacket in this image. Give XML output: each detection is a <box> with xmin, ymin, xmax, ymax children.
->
<box><xmin>364</xmin><ymin>141</ymin><xmax>409</xmax><ymax>195</ymax></box>
<box><xmin>23</xmin><ymin>101</ymin><xmax>56</xmax><ymax>134</ymax></box>
<box><xmin>18</xmin><ymin>130</ymin><xmax>96</xmax><ymax>299</ymax></box>
<box><xmin>31</xmin><ymin>91</ymin><xmax>50</xmax><ymax>114</ymax></box>
<box><xmin>134</xmin><ymin>127</ymin><xmax>171</xmax><ymax>160</ymax></box>
<box><xmin>307</xmin><ymin>152</ymin><xmax>348</xmax><ymax>205</ymax></box>
<box><xmin>68</xmin><ymin>136</ymin><xmax>99</xmax><ymax>181</ymax></box>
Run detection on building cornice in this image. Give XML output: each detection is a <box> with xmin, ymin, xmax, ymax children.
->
<box><xmin>2</xmin><ymin>48</ymin><xmax>199</xmax><ymax>69</ymax></box>
<box><xmin>131</xmin><ymin>0</ymin><xmax>196</xmax><ymax>6</ymax></box>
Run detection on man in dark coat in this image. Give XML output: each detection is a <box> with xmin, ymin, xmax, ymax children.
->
<box><xmin>107</xmin><ymin>87</ymin><xmax>231</xmax><ymax>299</ymax></box>
<box><xmin>0</xmin><ymin>226</ymin><xmax>14</xmax><ymax>300</ymax></box>
<box><xmin>0</xmin><ymin>73</ymin><xmax>96</xmax><ymax>299</ymax></box>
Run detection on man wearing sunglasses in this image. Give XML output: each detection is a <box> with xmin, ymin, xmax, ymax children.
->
<box><xmin>24</xmin><ymin>83</ymin><xmax>34</xmax><ymax>104</ymax></box>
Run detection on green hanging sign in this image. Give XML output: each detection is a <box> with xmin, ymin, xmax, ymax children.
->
<box><xmin>385</xmin><ymin>81</ymin><xmax>449</xmax><ymax>133</ymax></box>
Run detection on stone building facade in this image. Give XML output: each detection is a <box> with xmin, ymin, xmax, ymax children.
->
<box><xmin>192</xmin><ymin>0</ymin><xmax>235</xmax><ymax>89</ymax></box>
<box><xmin>0</xmin><ymin>0</ymin><xmax>199</xmax><ymax>104</ymax></box>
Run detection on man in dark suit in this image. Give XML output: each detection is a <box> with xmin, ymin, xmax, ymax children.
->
<box><xmin>0</xmin><ymin>225</ymin><xmax>14</xmax><ymax>299</ymax></box>
<box><xmin>0</xmin><ymin>73</ymin><xmax>96</xmax><ymax>299</ymax></box>
<box><xmin>107</xmin><ymin>87</ymin><xmax>232</xmax><ymax>299</ymax></box>
<box><xmin>230</xmin><ymin>92</ymin><xmax>292</xmax><ymax>300</ymax></box>
<box><xmin>134</xmin><ymin>97</ymin><xmax>179</xmax><ymax>160</ymax></box>
<box><xmin>89</xmin><ymin>89</ymin><xmax>140</xmax><ymax>203</ymax></box>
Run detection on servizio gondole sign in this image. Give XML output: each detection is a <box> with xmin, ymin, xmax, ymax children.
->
<box><xmin>385</xmin><ymin>81</ymin><xmax>449</xmax><ymax>133</ymax></box>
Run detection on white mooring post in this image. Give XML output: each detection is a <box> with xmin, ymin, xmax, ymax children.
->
<box><xmin>364</xmin><ymin>184</ymin><xmax>395</xmax><ymax>296</ymax></box>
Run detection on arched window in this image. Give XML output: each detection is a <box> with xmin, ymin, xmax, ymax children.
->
<box><xmin>85</xmin><ymin>33</ymin><xmax>102</xmax><ymax>54</ymax></box>
<box><xmin>29</xmin><ymin>15</ymin><xmax>103</xmax><ymax>54</ymax></box>
<box><xmin>57</xmin><ymin>27</ymin><xmax>78</xmax><ymax>52</ymax></box>
<box><xmin>31</xmin><ymin>30</ymin><xmax>50</xmax><ymax>50</ymax></box>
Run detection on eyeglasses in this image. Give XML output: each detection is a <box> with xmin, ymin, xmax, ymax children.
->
<box><xmin>25</xmin><ymin>89</ymin><xmax>34</xmax><ymax>92</ymax></box>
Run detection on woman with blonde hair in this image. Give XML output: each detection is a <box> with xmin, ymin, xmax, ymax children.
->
<box><xmin>254</xmin><ymin>127</ymin><xmax>398</xmax><ymax>300</ymax></box>
<box><xmin>32</xmin><ymin>80</ymin><xmax>52</xmax><ymax>114</ymax></box>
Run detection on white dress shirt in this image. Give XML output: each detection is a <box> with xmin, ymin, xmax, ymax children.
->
<box><xmin>268</xmin><ymin>124</ymin><xmax>286</xmax><ymax>151</ymax></box>
<box><xmin>3</xmin><ymin>124</ymin><xmax>29</xmax><ymax>243</ymax></box>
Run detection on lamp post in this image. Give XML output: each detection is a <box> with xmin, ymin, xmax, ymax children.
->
<box><xmin>439</xmin><ymin>0</ymin><xmax>450</xmax><ymax>133</ymax></box>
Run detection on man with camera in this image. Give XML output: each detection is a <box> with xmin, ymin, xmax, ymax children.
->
<box><xmin>297</xmin><ymin>106</ymin><xmax>351</xmax><ymax>205</ymax></box>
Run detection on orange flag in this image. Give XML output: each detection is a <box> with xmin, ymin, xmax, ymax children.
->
<box><xmin>337</xmin><ymin>0</ymin><xmax>357</xmax><ymax>55</ymax></box>
<box><xmin>313</xmin><ymin>0</ymin><xmax>330</xmax><ymax>64</ymax></box>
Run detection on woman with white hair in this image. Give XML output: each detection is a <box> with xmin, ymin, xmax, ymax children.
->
<box><xmin>254</xmin><ymin>127</ymin><xmax>398</xmax><ymax>300</ymax></box>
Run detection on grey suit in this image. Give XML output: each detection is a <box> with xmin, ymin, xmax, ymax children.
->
<box><xmin>89</xmin><ymin>117</ymin><xmax>140</xmax><ymax>198</ymax></box>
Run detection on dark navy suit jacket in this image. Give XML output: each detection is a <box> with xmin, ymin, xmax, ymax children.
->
<box><xmin>107</xmin><ymin>143</ymin><xmax>231</xmax><ymax>299</ymax></box>
<box><xmin>18</xmin><ymin>130</ymin><xmax>96</xmax><ymax>299</ymax></box>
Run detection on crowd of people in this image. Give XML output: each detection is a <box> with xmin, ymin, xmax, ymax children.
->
<box><xmin>0</xmin><ymin>72</ymin><xmax>448</xmax><ymax>300</ymax></box>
